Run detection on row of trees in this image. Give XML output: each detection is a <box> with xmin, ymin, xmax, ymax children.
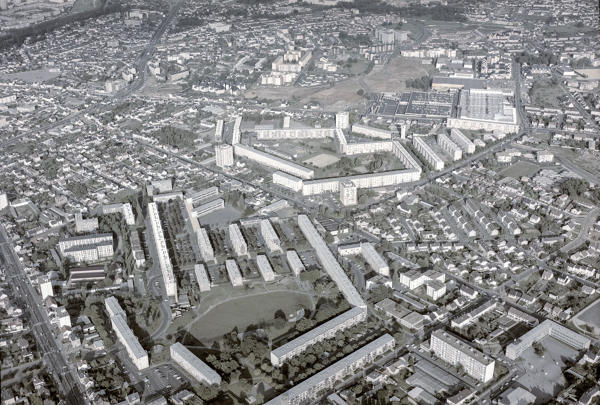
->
<box><xmin>406</xmin><ymin>75</ymin><xmax>432</xmax><ymax>90</ymax></box>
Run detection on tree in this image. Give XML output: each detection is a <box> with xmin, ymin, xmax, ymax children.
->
<box><xmin>532</xmin><ymin>341</ymin><xmax>544</xmax><ymax>356</ymax></box>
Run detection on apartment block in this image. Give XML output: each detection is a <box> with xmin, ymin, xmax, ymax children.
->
<box><xmin>170</xmin><ymin>343</ymin><xmax>221</xmax><ymax>386</ymax></box>
<box><xmin>430</xmin><ymin>329</ymin><xmax>494</xmax><ymax>383</ymax></box>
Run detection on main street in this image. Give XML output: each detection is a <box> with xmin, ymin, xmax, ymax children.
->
<box><xmin>0</xmin><ymin>225</ymin><xmax>87</xmax><ymax>405</ymax></box>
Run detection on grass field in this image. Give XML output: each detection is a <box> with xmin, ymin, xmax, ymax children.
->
<box><xmin>362</xmin><ymin>56</ymin><xmax>436</xmax><ymax>93</ymax></box>
<box><xmin>189</xmin><ymin>290</ymin><xmax>314</xmax><ymax>341</ymax></box>
<box><xmin>529</xmin><ymin>79</ymin><xmax>563</xmax><ymax>108</ymax></box>
<box><xmin>500</xmin><ymin>161</ymin><xmax>541</xmax><ymax>179</ymax></box>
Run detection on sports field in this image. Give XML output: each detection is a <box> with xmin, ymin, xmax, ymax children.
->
<box><xmin>500</xmin><ymin>161</ymin><xmax>540</xmax><ymax>179</ymax></box>
<box><xmin>189</xmin><ymin>291</ymin><xmax>314</xmax><ymax>341</ymax></box>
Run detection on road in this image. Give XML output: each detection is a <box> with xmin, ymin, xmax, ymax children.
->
<box><xmin>560</xmin><ymin>207</ymin><xmax>600</xmax><ymax>253</ymax></box>
<box><xmin>0</xmin><ymin>225</ymin><xmax>88</xmax><ymax>405</ymax></box>
<box><xmin>556</xmin><ymin>155</ymin><xmax>599</xmax><ymax>185</ymax></box>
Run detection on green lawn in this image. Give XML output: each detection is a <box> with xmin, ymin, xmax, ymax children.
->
<box><xmin>189</xmin><ymin>291</ymin><xmax>314</xmax><ymax>341</ymax></box>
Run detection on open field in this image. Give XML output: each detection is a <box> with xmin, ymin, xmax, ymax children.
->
<box><xmin>0</xmin><ymin>68</ymin><xmax>60</xmax><ymax>83</ymax></box>
<box><xmin>500</xmin><ymin>161</ymin><xmax>541</xmax><ymax>179</ymax></box>
<box><xmin>529</xmin><ymin>79</ymin><xmax>563</xmax><ymax>108</ymax></box>
<box><xmin>572</xmin><ymin>298</ymin><xmax>600</xmax><ymax>337</ymax></box>
<box><xmin>245</xmin><ymin>56</ymin><xmax>435</xmax><ymax>111</ymax></box>
<box><xmin>303</xmin><ymin>153</ymin><xmax>340</xmax><ymax>168</ymax></box>
<box><xmin>189</xmin><ymin>290</ymin><xmax>314</xmax><ymax>341</ymax></box>
<box><xmin>362</xmin><ymin>56</ymin><xmax>435</xmax><ymax>93</ymax></box>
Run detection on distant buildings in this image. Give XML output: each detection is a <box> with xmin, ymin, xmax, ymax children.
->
<box><xmin>170</xmin><ymin>343</ymin><xmax>221</xmax><ymax>386</ymax></box>
<box><xmin>104</xmin><ymin>297</ymin><xmax>148</xmax><ymax>370</ymax></box>
<box><xmin>430</xmin><ymin>329</ymin><xmax>495</xmax><ymax>383</ymax></box>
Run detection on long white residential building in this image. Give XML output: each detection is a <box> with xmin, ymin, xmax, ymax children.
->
<box><xmin>228</xmin><ymin>223</ymin><xmax>248</xmax><ymax>256</ymax></box>
<box><xmin>147</xmin><ymin>203</ymin><xmax>178</xmax><ymax>301</ymax></box>
<box><xmin>215</xmin><ymin>119</ymin><xmax>224</xmax><ymax>142</ymax></box>
<box><xmin>298</xmin><ymin>215</ymin><xmax>366</xmax><ymax>308</ymax></box>
<box><xmin>197</xmin><ymin>227</ymin><xmax>215</xmax><ymax>262</ymax></box>
<box><xmin>266</xmin><ymin>334</ymin><xmax>395</xmax><ymax>405</ymax></box>
<box><xmin>273</xmin><ymin>171</ymin><xmax>303</xmax><ymax>192</ymax></box>
<box><xmin>301</xmin><ymin>169</ymin><xmax>420</xmax><ymax>196</ymax></box>
<box><xmin>104</xmin><ymin>297</ymin><xmax>149</xmax><ymax>370</ymax></box>
<box><xmin>193</xmin><ymin>198</ymin><xmax>224</xmax><ymax>217</ymax></box>
<box><xmin>260</xmin><ymin>218</ymin><xmax>282</xmax><ymax>253</ymax></box>
<box><xmin>413</xmin><ymin>137</ymin><xmax>444</xmax><ymax>170</ymax></box>
<box><xmin>194</xmin><ymin>263</ymin><xmax>211</xmax><ymax>292</ymax></box>
<box><xmin>338</xmin><ymin>243</ymin><xmax>389</xmax><ymax>277</ymax></box>
<box><xmin>450</xmin><ymin>129</ymin><xmax>475</xmax><ymax>154</ymax></box>
<box><xmin>271</xmin><ymin>307</ymin><xmax>367</xmax><ymax>366</ymax></box>
<box><xmin>335</xmin><ymin>128</ymin><xmax>392</xmax><ymax>155</ymax></box>
<box><xmin>392</xmin><ymin>140</ymin><xmax>422</xmax><ymax>172</ymax></box>
<box><xmin>232</xmin><ymin>116</ymin><xmax>242</xmax><ymax>144</ymax></box>
<box><xmin>286</xmin><ymin>250</ymin><xmax>305</xmax><ymax>276</ymax></box>
<box><xmin>256</xmin><ymin>254</ymin><xmax>276</xmax><ymax>282</ymax></box>
<box><xmin>225</xmin><ymin>259</ymin><xmax>243</xmax><ymax>287</ymax></box>
<box><xmin>438</xmin><ymin>133</ymin><xmax>462</xmax><ymax>161</ymax></box>
<box><xmin>430</xmin><ymin>329</ymin><xmax>495</xmax><ymax>383</ymax></box>
<box><xmin>170</xmin><ymin>343</ymin><xmax>221</xmax><ymax>386</ymax></box>
<box><xmin>256</xmin><ymin>128</ymin><xmax>336</xmax><ymax>140</ymax></box>
<box><xmin>360</xmin><ymin>243</ymin><xmax>390</xmax><ymax>277</ymax></box>
<box><xmin>505</xmin><ymin>320</ymin><xmax>591</xmax><ymax>360</ymax></box>
<box><xmin>351</xmin><ymin>124</ymin><xmax>392</xmax><ymax>139</ymax></box>
<box><xmin>190</xmin><ymin>187</ymin><xmax>219</xmax><ymax>205</ymax></box>
<box><xmin>234</xmin><ymin>144</ymin><xmax>314</xmax><ymax>179</ymax></box>
<box><xmin>58</xmin><ymin>233</ymin><xmax>113</xmax><ymax>263</ymax></box>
